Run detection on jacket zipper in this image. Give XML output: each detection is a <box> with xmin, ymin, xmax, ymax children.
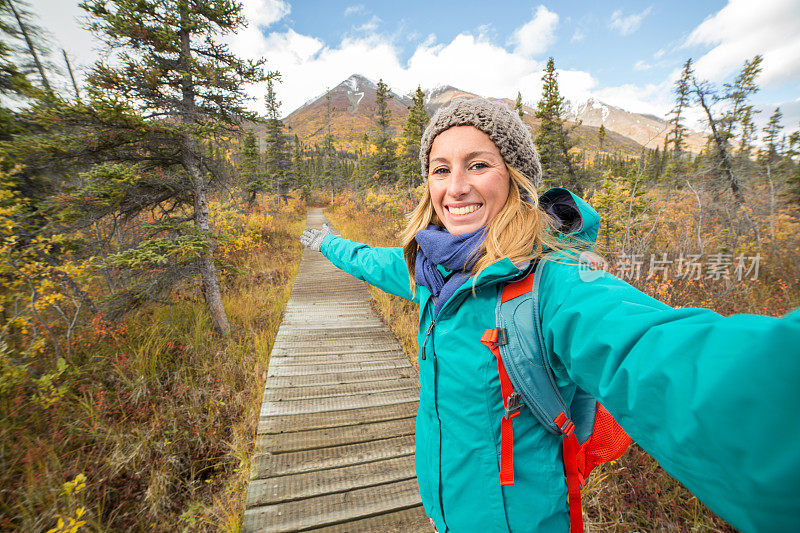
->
<box><xmin>421</xmin><ymin>319</ymin><xmax>435</xmax><ymax>360</ymax></box>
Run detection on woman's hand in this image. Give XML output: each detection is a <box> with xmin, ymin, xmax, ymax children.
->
<box><xmin>299</xmin><ymin>223</ymin><xmax>331</xmax><ymax>251</ymax></box>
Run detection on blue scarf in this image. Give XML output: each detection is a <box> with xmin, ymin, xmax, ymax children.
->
<box><xmin>414</xmin><ymin>224</ymin><xmax>486</xmax><ymax>316</ymax></box>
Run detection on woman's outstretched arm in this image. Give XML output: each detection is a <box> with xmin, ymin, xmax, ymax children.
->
<box><xmin>317</xmin><ymin>233</ymin><xmax>415</xmax><ymax>302</ymax></box>
<box><xmin>538</xmin><ymin>259</ymin><xmax>800</xmax><ymax>533</ymax></box>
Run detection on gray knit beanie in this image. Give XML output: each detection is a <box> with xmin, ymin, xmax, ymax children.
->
<box><xmin>419</xmin><ymin>97</ymin><xmax>542</xmax><ymax>187</ymax></box>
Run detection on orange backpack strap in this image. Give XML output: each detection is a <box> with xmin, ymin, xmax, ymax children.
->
<box><xmin>481</xmin><ymin>328</ymin><xmax>522</xmax><ymax>485</ymax></box>
<box><xmin>562</xmin><ymin>433</ymin><xmax>584</xmax><ymax>533</ymax></box>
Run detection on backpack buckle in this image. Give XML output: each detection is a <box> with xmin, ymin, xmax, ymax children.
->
<box><xmin>554</xmin><ymin>411</ymin><xmax>576</xmax><ymax>437</ymax></box>
<box><xmin>494</xmin><ymin>328</ymin><xmax>508</xmax><ymax>346</ymax></box>
<box><xmin>504</xmin><ymin>392</ymin><xmax>524</xmax><ymax>420</ymax></box>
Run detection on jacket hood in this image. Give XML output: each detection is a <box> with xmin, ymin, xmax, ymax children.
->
<box><xmin>539</xmin><ymin>187</ymin><xmax>600</xmax><ymax>246</ymax></box>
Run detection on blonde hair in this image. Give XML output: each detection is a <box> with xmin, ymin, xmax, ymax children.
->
<box><xmin>400</xmin><ymin>166</ymin><xmax>586</xmax><ymax>292</ymax></box>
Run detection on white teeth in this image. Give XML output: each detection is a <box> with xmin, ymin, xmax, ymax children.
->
<box><xmin>448</xmin><ymin>204</ymin><xmax>480</xmax><ymax>216</ymax></box>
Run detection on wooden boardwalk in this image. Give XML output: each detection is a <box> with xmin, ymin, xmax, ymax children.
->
<box><xmin>244</xmin><ymin>209</ymin><xmax>430</xmax><ymax>532</ymax></box>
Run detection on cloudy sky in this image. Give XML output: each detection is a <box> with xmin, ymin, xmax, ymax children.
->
<box><xmin>30</xmin><ymin>0</ymin><xmax>800</xmax><ymax>133</ymax></box>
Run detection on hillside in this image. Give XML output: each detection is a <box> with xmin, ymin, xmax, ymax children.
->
<box><xmin>284</xmin><ymin>74</ymin><xmax>411</xmax><ymax>150</ymax></box>
<box><xmin>566</xmin><ymin>98</ymin><xmax>707</xmax><ymax>153</ymax></box>
<box><xmin>280</xmin><ymin>74</ymin><xmax>705</xmax><ymax>159</ymax></box>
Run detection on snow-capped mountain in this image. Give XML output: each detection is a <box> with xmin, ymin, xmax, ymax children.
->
<box><xmin>282</xmin><ymin>74</ymin><xmax>706</xmax><ymax>155</ymax></box>
<box><xmin>566</xmin><ymin>98</ymin><xmax>706</xmax><ymax>153</ymax></box>
<box><xmin>284</xmin><ymin>74</ymin><xmax>411</xmax><ymax>148</ymax></box>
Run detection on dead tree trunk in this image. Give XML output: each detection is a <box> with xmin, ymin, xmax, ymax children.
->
<box><xmin>7</xmin><ymin>0</ymin><xmax>51</xmax><ymax>94</ymax></box>
<box><xmin>62</xmin><ymin>49</ymin><xmax>80</xmax><ymax>102</ymax></box>
<box><xmin>693</xmin><ymin>79</ymin><xmax>745</xmax><ymax>206</ymax></box>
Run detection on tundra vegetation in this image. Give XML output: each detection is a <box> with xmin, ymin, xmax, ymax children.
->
<box><xmin>0</xmin><ymin>0</ymin><xmax>797</xmax><ymax>529</ymax></box>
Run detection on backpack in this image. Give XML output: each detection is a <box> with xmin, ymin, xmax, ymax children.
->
<box><xmin>480</xmin><ymin>255</ymin><xmax>632</xmax><ymax>533</ymax></box>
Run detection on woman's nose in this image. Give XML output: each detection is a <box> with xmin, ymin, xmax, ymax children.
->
<box><xmin>447</xmin><ymin>167</ymin><xmax>471</xmax><ymax>197</ymax></box>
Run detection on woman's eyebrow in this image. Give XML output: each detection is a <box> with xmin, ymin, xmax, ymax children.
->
<box><xmin>464</xmin><ymin>150</ymin><xmax>495</xmax><ymax>160</ymax></box>
<box><xmin>430</xmin><ymin>150</ymin><xmax>496</xmax><ymax>164</ymax></box>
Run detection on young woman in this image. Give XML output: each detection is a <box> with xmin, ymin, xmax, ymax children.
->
<box><xmin>300</xmin><ymin>97</ymin><xmax>800</xmax><ymax>533</ymax></box>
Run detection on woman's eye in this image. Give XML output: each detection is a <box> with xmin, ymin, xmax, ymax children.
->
<box><xmin>470</xmin><ymin>162</ymin><xmax>489</xmax><ymax>170</ymax></box>
<box><xmin>431</xmin><ymin>167</ymin><xmax>449</xmax><ymax>175</ymax></box>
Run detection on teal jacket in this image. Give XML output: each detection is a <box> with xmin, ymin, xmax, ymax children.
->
<box><xmin>319</xmin><ymin>190</ymin><xmax>800</xmax><ymax>533</ymax></box>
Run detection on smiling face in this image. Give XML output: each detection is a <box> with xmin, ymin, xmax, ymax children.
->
<box><xmin>427</xmin><ymin>126</ymin><xmax>510</xmax><ymax>235</ymax></box>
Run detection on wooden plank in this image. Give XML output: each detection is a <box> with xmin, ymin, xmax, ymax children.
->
<box><xmin>242</xmin><ymin>478</ymin><xmax>422</xmax><ymax>533</ymax></box>
<box><xmin>277</xmin><ymin>321</ymin><xmax>385</xmax><ymax>330</ymax></box>
<box><xmin>273</xmin><ymin>328</ymin><xmax>399</xmax><ymax>342</ymax></box>
<box><xmin>258</xmin><ymin>400</ymin><xmax>418</xmax><ymax>434</ymax></box>
<box><xmin>265</xmin><ymin>368</ymin><xmax>416</xmax><ymax>389</ymax></box>
<box><xmin>267</xmin><ymin>359</ymin><xmax>410</xmax><ymax>378</ymax></box>
<box><xmin>306</xmin><ymin>506</ymin><xmax>430</xmax><ymax>532</ymax></box>
<box><xmin>275</xmin><ymin>326</ymin><xmax>395</xmax><ymax>345</ymax></box>
<box><xmin>269</xmin><ymin>348</ymin><xmax>403</xmax><ymax>362</ymax></box>
<box><xmin>271</xmin><ymin>337</ymin><xmax>399</xmax><ymax>349</ymax></box>
<box><xmin>260</xmin><ymin>389</ymin><xmax>419</xmax><ymax>416</ymax></box>
<box><xmin>271</xmin><ymin>344</ymin><xmax>403</xmax><ymax>354</ymax></box>
<box><xmin>263</xmin><ymin>377</ymin><xmax>419</xmax><ymax>401</ymax></box>
<box><xmin>246</xmin><ymin>455</ymin><xmax>416</xmax><ymax>506</ymax></box>
<box><xmin>256</xmin><ymin>416</ymin><xmax>416</xmax><ymax>453</ymax></box>
<box><xmin>252</xmin><ymin>435</ymin><xmax>416</xmax><ymax>478</ymax></box>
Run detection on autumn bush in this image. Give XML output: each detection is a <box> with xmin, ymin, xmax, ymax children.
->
<box><xmin>326</xmin><ymin>183</ymin><xmax>800</xmax><ymax>532</ymax></box>
<box><xmin>0</xmin><ymin>193</ymin><xmax>305</xmax><ymax>532</ymax></box>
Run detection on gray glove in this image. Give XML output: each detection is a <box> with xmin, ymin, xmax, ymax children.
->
<box><xmin>300</xmin><ymin>223</ymin><xmax>331</xmax><ymax>251</ymax></box>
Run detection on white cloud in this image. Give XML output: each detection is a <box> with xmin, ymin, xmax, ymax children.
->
<box><xmin>550</xmin><ymin>69</ymin><xmax>598</xmax><ymax>104</ymax></box>
<box><xmin>634</xmin><ymin>60</ymin><xmax>653</xmax><ymax>71</ymax></box>
<box><xmin>353</xmin><ymin>15</ymin><xmax>381</xmax><ymax>34</ymax></box>
<box><xmin>228</xmin><ymin>0</ymin><xmax>291</xmax><ymax>73</ymax></box>
<box><xmin>229</xmin><ymin>23</ymin><xmax>599</xmax><ymax>118</ymax></box>
<box><xmin>240</xmin><ymin>0</ymin><xmax>290</xmax><ymax>28</ymax></box>
<box><xmin>609</xmin><ymin>7</ymin><xmax>652</xmax><ymax>36</ymax></box>
<box><xmin>344</xmin><ymin>4</ymin><xmax>366</xmax><ymax>16</ymax></box>
<box><xmin>571</xmin><ymin>29</ymin><xmax>586</xmax><ymax>43</ymax></box>
<box><xmin>407</xmin><ymin>33</ymin><xmax>541</xmax><ymax>98</ymax></box>
<box><xmin>509</xmin><ymin>5</ymin><xmax>559</xmax><ymax>57</ymax></box>
<box><xmin>594</xmin><ymin>80</ymin><xmax>673</xmax><ymax>120</ymax></box>
<box><xmin>685</xmin><ymin>0</ymin><xmax>800</xmax><ymax>86</ymax></box>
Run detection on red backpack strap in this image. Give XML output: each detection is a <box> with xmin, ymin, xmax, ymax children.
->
<box><xmin>562</xmin><ymin>433</ymin><xmax>584</xmax><ymax>533</ymax></box>
<box><xmin>481</xmin><ymin>328</ymin><xmax>521</xmax><ymax>485</ymax></box>
<box><xmin>501</xmin><ymin>271</ymin><xmax>535</xmax><ymax>303</ymax></box>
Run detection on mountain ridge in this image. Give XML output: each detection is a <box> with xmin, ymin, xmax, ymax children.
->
<box><xmin>280</xmin><ymin>73</ymin><xmax>705</xmax><ymax>156</ymax></box>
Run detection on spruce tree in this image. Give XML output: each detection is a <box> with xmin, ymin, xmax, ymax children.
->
<box><xmin>399</xmin><ymin>85</ymin><xmax>428</xmax><ymax>188</ymax></box>
<box><xmin>514</xmin><ymin>91</ymin><xmax>524</xmax><ymax>119</ymax></box>
<box><xmin>786</xmin><ymin>124</ymin><xmax>800</xmax><ymax>203</ymax></box>
<box><xmin>534</xmin><ymin>58</ymin><xmax>582</xmax><ymax>193</ymax></box>
<box><xmin>6</xmin><ymin>0</ymin><xmax>52</xmax><ymax>95</ymax></box>
<box><xmin>264</xmin><ymin>73</ymin><xmax>289</xmax><ymax>199</ymax></box>
<box><xmin>321</xmin><ymin>89</ymin><xmax>338</xmax><ymax>196</ymax></box>
<box><xmin>598</xmin><ymin>124</ymin><xmax>606</xmax><ymax>153</ymax></box>
<box><xmin>722</xmin><ymin>56</ymin><xmax>762</xmax><ymax>151</ymax></box>
<box><xmin>240</xmin><ymin>130</ymin><xmax>262</xmax><ymax>205</ymax></box>
<box><xmin>291</xmin><ymin>134</ymin><xmax>307</xmax><ymax>192</ymax></box>
<box><xmin>371</xmin><ymin>78</ymin><xmax>397</xmax><ymax>185</ymax></box>
<box><xmin>760</xmin><ymin>107</ymin><xmax>783</xmax><ymax>168</ymax></box>
<box><xmin>0</xmin><ymin>1</ymin><xmax>33</xmax><ymax>99</ymax></box>
<box><xmin>666</xmin><ymin>59</ymin><xmax>692</xmax><ymax>158</ymax></box>
<box><xmin>72</xmin><ymin>0</ymin><xmax>267</xmax><ymax>335</ymax></box>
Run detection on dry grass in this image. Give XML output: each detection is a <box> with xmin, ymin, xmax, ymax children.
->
<box><xmin>0</xmin><ymin>195</ymin><xmax>306</xmax><ymax>532</ymax></box>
